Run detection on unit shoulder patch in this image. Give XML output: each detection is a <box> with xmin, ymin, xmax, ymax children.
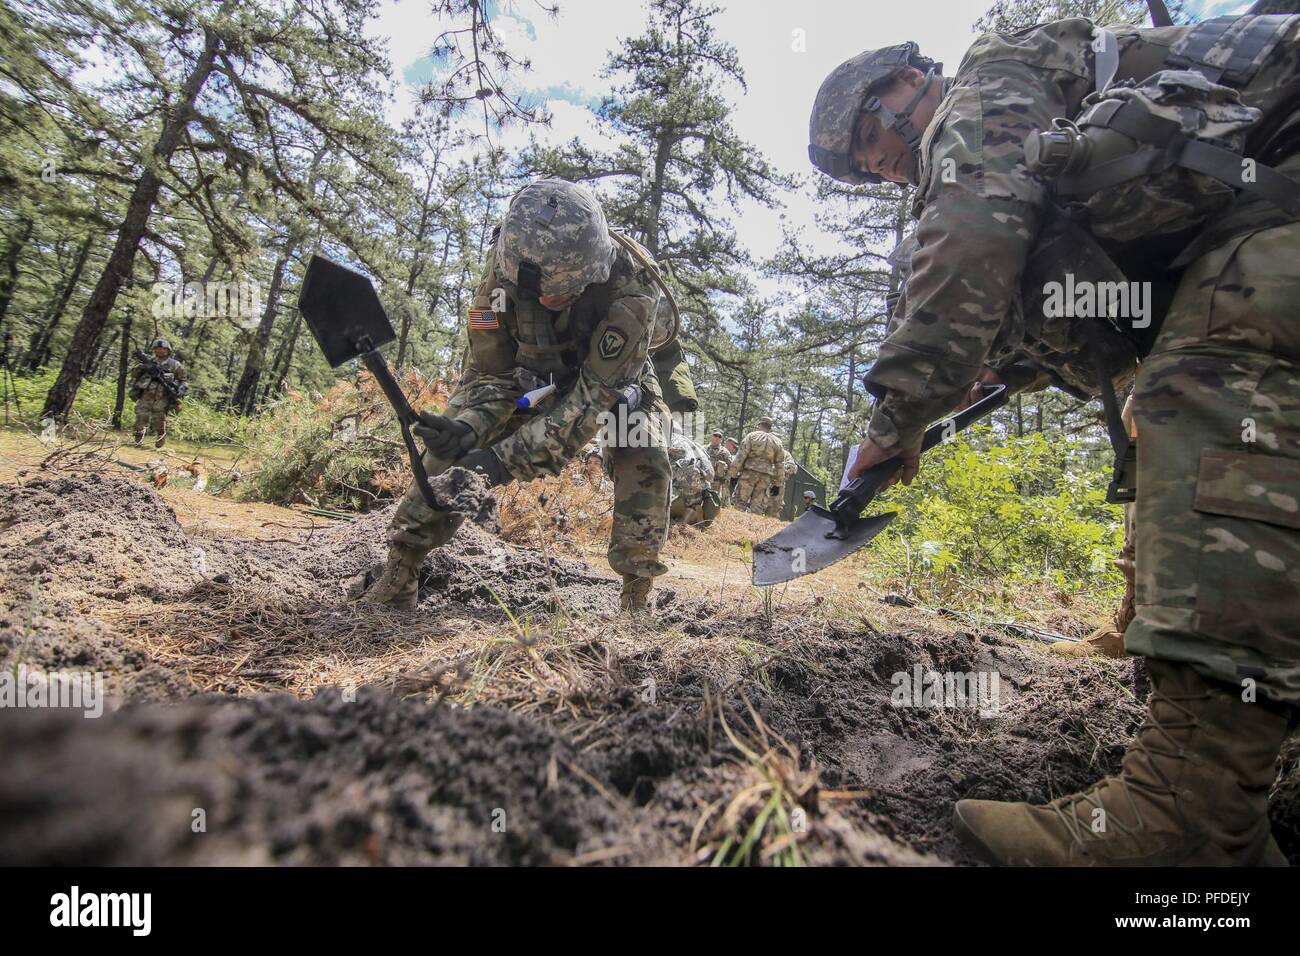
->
<box><xmin>598</xmin><ymin>327</ymin><xmax>627</xmax><ymax>360</ymax></box>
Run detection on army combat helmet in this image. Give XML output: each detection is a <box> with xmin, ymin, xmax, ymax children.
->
<box><xmin>808</xmin><ymin>42</ymin><xmax>940</xmax><ymax>185</ymax></box>
<box><xmin>496</xmin><ymin>179</ymin><xmax>616</xmax><ymax>299</ymax></box>
<box><xmin>151</xmin><ymin>338</ymin><xmax>172</xmax><ymax>352</ymax></box>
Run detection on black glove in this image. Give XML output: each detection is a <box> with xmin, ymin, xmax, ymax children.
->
<box><xmin>413</xmin><ymin>413</ymin><xmax>476</xmax><ymax>459</ymax></box>
<box><xmin>769</xmin><ymin>485</ymin><xmax>781</xmax><ymax>496</ymax></box>
<box><xmin>619</xmin><ymin>384</ymin><xmax>643</xmax><ymax>410</ymax></box>
<box><xmin>457</xmin><ymin>448</ymin><xmax>511</xmax><ymax>488</ymax></box>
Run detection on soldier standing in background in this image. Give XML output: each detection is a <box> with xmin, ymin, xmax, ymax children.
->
<box><xmin>705</xmin><ymin>429</ymin><xmax>732</xmax><ymax>509</ymax></box>
<box><xmin>129</xmin><ymin>338</ymin><xmax>187</xmax><ymax>448</ymax></box>
<box><xmin>730</xmin><ymin>417</ymin><xmax>788</xmax><ymax>515</ymax></box>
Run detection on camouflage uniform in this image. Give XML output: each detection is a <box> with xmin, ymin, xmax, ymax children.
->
<box><xmin>764</xmin><ymin>448</ymin><xmax>799</xmax><ymax>518</ymax></box>
<box><xmin>384</xmin><ymin>184</ymin><xmax>671</xmax><ymax>590</ymax></box>
<box><xmin>731</xmin><ymin>422</ymin><xmax>787</xmax><ymax>515</ymax></box>
<box><xmin>705</xmin><ymin>437</ymin><xmax>733</xmax><ymax>505</ymax></box>
<box><xmin>668</xmin><ymin>426</ymin><xmax>715</xmax><ymax>526</ymax></box>
<box><xmin>811</xmin><ymin>14</ymin><xmax>1300</xmax><ymax>864</ymax></box>
<box><xmin>861</xmin><ymin>16</ymin><xmax>1300</xmax><ymax>703</ymax></box>
<box><xmin>130</xmin><ymin>351</ymin><xmax>186</xmax><ymax>446</ymax></box>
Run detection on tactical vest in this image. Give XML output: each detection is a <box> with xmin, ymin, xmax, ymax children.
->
<box><xmin>501</xmin><ymin>242</ymin><xmax>647</xmax><ymax>388</ymax></box>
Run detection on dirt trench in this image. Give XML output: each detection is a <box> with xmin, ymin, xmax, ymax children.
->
<box><xmin>1</xmin><ymin>473</ymin><xmax>1296</xmax><ymax>865</ymax></box>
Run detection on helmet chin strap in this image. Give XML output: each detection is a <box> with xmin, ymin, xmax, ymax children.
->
<box><xmin>862</xmin><ymin>67</ymin><xmax>938</xmax><ymax>153</ymax></box>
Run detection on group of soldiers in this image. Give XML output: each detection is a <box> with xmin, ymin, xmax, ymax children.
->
<box><xmin>99</xmin><ymin>5</ymin><xmax>1295</xmax><ymax>869</ymax></box>
<box><xmin>579</xmin><ymin>414</ymin><xmax>809</xmax><ymax>529</ymax></box>
<box><xmin>336</xmin><ymin>6</ymin><xmax>1300</xmax><ymax>867</ymax></box>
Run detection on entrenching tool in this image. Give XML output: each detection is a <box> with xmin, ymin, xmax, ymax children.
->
<box><xmin>297</xmin><ymin>254</ymin><xmax>442</xmax><ymax>510</ymax></box>
<box><xmin>752</xmin><ymin>376</ymin><xmax>1028</xmax><ymax>586</ymax></box>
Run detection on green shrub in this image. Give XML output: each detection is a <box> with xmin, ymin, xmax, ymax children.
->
<box><xmin>867</xmin><ymin>427</ymin><xmax>1124</xmax><ymax>603</ymax></box>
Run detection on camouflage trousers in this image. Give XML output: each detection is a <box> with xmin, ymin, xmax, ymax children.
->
<box><xmin>712</xmin><ymin>477</ymin><xmax>730</xmax><ymax>508</ymax></box>
<box><xmin>1127</xmin><ymin>218</ymin><xmax>1300</xmax><ymax>705</ymax></box>
<box><xmin>132</xmin><ymin>393</ymin><xmax>171</xmax><ymax>438</ymax></box>
<box><xmin>387</xmin><ymin>370</ymin><xmax>672</xmax><ymax>580</ymax></box>
<box><xmin>733</xmin><ymin>472</ymin><xmax>781</xmax><ymax>515</ymax></box>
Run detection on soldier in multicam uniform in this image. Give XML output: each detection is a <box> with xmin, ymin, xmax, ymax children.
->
<box><xmin>361</xmin><ymin>179</ymin><xmax>672</xmax><ymax>613</ymax></box>
<box><xmin>730</xmin><ymin>417</ymin><xmax>788</xmax><ymax>515</ymax></box>
<box><xmin>722</xmin><ymin>436</ymin><xmax>739</xmax><ymax>505</ymax></box>
<box><xmin>705</xmin><ymin>430</ymin><xmax>732</xmax><ymax>507</ymax></box>
<box><xmin>667</xmin><ymin>423</ymin><xmax>715</xmax><ymax>527</ymax></box>
<box><xmin>129</xmin><ymin>338</ymin><xmax>187</xmax><ymax>448</ymax></box>
<box><xmin>763</xmin><ymin>447</ymin><xmax>799</xmax><ymax>519</ymax></box>
<box><xmin>809</xmin><ymin>13</ymin><xmax>1300</xmax><ymax>865</ymax></box>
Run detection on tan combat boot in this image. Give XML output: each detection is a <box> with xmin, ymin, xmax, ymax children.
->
<box><xmin>619</xmin><ymin>574</ymin><xmax>653</xmax><ymax>614</ymax></box>
<box><xmin>953</xmin><ymin>660</ymin><xmax>1291</xmax><ymax>866</ymax></box>
<box><xmin>1050</xmin><ymin>622</ymin><xmax>1126</xmax><ymax>659</ymax></box>
<box><xmin>358</xmin><ymin>545</ymin><xmax>427</xmax><ymax>609</ymax></box>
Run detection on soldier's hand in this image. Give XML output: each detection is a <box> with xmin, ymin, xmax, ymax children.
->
<box><xmin>413</xmin><ymin>413</ymin><xmax>476</xmax><ymax>459</ymax></box>
<box><xmin>847</xmin><ymin>437</ymin><xmax>921</xmax><ymax>489</ymax></box>
<box><xmin>952</xmin><ymin>367</ymin><xmax>1004</xmax><ymax>414</ymax></box>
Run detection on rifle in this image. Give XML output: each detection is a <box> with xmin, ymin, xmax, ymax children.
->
<box><xmin>134</xmin><ymin>350</ymin><xmax>187</xmax><ymax>402</ymax></box>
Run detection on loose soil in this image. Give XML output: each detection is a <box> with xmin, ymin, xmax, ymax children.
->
<box><xmin>1</xmin><ymin>466</ymin><xmax>1296</xmax><ymax>866</ymax></box>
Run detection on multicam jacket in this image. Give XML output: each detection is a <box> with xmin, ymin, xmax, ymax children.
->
<box><xmin>865</xmin><ymin>15</ymin><xmax>1300</xmax><ymax>451</ymax></box>
<box><xmin>446</xmin><ymin>241</ymin><xmax>661</xmax><ymax>480</ymax></box>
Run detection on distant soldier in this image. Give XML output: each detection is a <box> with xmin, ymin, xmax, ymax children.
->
<box><xmin>801</xmin><ymin>489</ymin><xmax>817</xmax><ymax>515</ymax></box>
<box><xmin>705</xmin><ymin>429</ymin><xmax>732</xmax><ymax>507</ymax></box>
<box><xmin>129</xmin><ymin>338</ymin><xmax>187</xmax><ymax>448</ymax></box>
<box><xmin>730</xmin><ymin>417</ymin><xmax>788</xmax><ymax>515</ymax></box>
<box><xmin>722</xmin><ymin>436</ymin><xmax>739</xmax><ymax>505</ymax></box>
<box><xmin>668</xmin><ymin>425</ymin><xmax>716</xmax><ymax>527</ymax></box>
<box><xmin>764</xmin><ymin>447</ymin><xmax>798</xmax><ymax>518</ymax></box>
<box><xmin>577</xmin><ymin>443</ymin><xmax>609</xmax><ymax>491</ymax></box>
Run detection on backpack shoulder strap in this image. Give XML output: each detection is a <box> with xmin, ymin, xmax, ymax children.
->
<box><xmin>608</xmin><ymin>228</ymin><xmax>680</xmax><ymax>350</ymax></box>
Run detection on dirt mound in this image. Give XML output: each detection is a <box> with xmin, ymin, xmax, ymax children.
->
<box><xmin>0</xmin><ymin>688</ymin><xmax>659</xmax><ymax>866</ymax></box>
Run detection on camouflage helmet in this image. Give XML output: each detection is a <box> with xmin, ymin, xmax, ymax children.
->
<box><xmin>756</xmin><ymin>416</ymin><xmax>773</xmax><ymax>428</ymax></box>
<box><xmin>725</xmin><ymin>436</ymin><xmax>738</xmax><ymax>446</ymax></box>
<box><xmin>496</xmin><ymin>179</ymin><xmax>616</xmax><ymax>298</ymax></box>
<box><xmin>151</xmin><ymin>338</ymin><xmax>172</xmax><ymax>352</ymax></box>
<box><xmin>808</xmin><ymin>43</ymin><xmax>940</xmax><ymax>185</ymax></box>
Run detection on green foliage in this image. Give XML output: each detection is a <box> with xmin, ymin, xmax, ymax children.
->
<box><xmin>869</xmin><ymin>428</ymin><xmax>1124</xmax><ymax>601</ymax></box>
<box><xmin>8</xmin><ymin>369</ymin><xmax>249</xmax><ymax>444</ymax></box>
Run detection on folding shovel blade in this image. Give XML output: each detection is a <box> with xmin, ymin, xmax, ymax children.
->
<box><xmin>298</xmin><ymin>255</ymin><xmax>396</xmax><ymax>368</ymax></box>
<box><xmin>751</xmin><ymin>509</ymin><xmax>897</xmax><ymax>586</ymax></box>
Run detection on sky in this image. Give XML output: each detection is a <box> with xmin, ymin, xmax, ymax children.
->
<box><xmin>362</xmin><ymin>0</ymin><xmax>1252</xmax><ymax>289</ymax></box>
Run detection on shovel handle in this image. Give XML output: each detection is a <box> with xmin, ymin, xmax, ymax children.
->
<box><xmin>360</xmin><ymin>351</ymin><xmax>441</xmax><ymax>512</ymax></box>
<box><xmin>831</xmin><ymin>380</ymin><xmax>1015</xmax><ymax>524</ymax></box>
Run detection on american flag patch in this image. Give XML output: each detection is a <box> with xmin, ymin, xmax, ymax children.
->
<box><xmin>468</xmin><ymin>308</ymin><xmax>499</xmax><ymax>330</ymax></box>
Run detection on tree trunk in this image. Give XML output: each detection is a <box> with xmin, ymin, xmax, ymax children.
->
<box><xmin>736</xmin><ymin>373</ymin><xmax>750</xmax><ymax>437</ymax></box>
<box><xmin>40</xmin><ymin>22</ymin><xmax>223</xmax><ymax>422</ymax></box>
<box><xmin>262</xmin><ymin>310</ymin><xmax>302</xmax><ymax>404</ymax></box>
<box><xmin>25</xmin><ymin>232</ymin><xmax>96</xmax><ymax>370</ymax></box>
<box><xmin>0</xmin><ymin>216</ymin><xmax>34</xmax><ymax>328</ymax></box>
<box><xmin>91</xmin><ymin>328</ymin><xmax>119</xmax><ymax>379</ymax></box>
<box><xmin>788</xmin><ymin>381</ymin><xmax>802</xmax><ymax>451</ymax></box>
<box><xmin>111</xmin><ymin>311</ymin><xmax>133</xmax><ymax>429</ymax></box>
<box><xmin>230</xmin><ymin>242</ymin><xmax>295</xmax><ymax>414</ymax></box>
<box><xmin>181</xmin><ymin>256</ymin><xmax>220</xmax><ymax>337</ymax></box>
<box><xmin>841</xmin><ymin>344</ymin><xmax>856</xmax><ymax>475</ymax></box>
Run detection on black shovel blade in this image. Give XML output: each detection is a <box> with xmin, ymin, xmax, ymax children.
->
<box><xmin>298</xmin><ymin>255</ymin><xmax>396</xmax><ymax>368</ymax></box>
<box><xmin>751</xmin><ymin>508</ymin><xmax>897</xmax><ymax>586</ymax></box>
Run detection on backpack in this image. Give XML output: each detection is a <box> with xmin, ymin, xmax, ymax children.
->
<box><xmin>1024</xmin><ymin>15</ymin><xmax>1300</xmax><ymax>245</ymax></box>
